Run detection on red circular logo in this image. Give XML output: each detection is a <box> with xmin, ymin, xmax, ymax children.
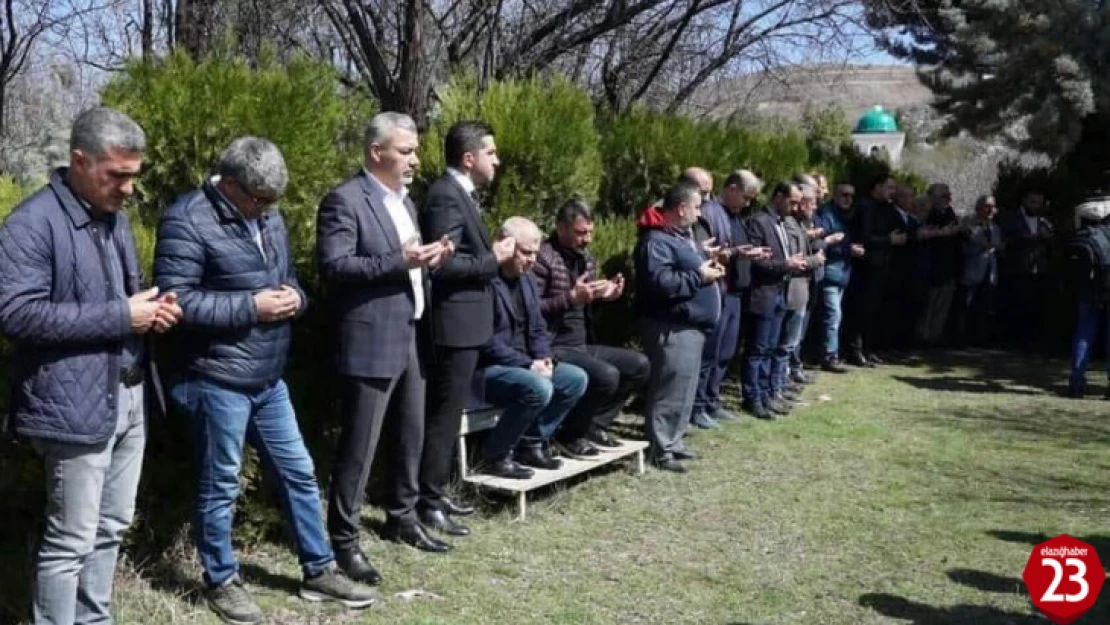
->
<box><xmin>1022</xmin><ymin>535</ymin><xmax>1105</xmax><ymax>624</ymax></box>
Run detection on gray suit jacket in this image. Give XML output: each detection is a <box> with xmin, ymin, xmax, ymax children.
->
<box><xmin>316</xmin><ymin>170</ymin><xmax>429</xmax><ymax>379</ymax></box>
<box><xmin>960</xmin><ymin>218</ymin><xmax>1003</xmax><ymax>287</ymax></box>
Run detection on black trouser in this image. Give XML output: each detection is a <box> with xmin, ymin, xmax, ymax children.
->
<box><xmin>419</xmin><ymin>345</ymin><xmax>480</xmax><ymax>513</ymax></box>
<box><xmin>327</xmin><ymin>340</ymin><xmax>424</xmax><ymax>550</ymax></box>
<box><xmin>954</xmin><ymin>281</ymin><xmax>995</xmax><ymax>346</ymax></box>
<box><xmin>552</xmin><ymin>344</ymin><xmax>651</xmax><ymax>441</ymax></box>
<box><xmin>844</xmin><ymin>264</ymin><xmax>888</xmax><ymax>355</ymax></box>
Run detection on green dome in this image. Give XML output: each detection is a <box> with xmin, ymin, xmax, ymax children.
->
<box><xmin>854</xmin><ymin>105</ymin><xmax>899</xmax><ymax>133</ymax></box>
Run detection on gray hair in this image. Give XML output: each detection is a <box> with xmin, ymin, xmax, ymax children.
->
<box><xmin>724</xmin><ymin>169</ymin><xmax>762</xmax><ymax>194</ymax></box>
<box><xmin>927</xmin><ymin>183</ymin><xmax>951</xmax><ymax>198</ymax></box>
<box><xmin>365</xmin><ymin>112</ymin><xmax>418</xmax><ymax>148</ymax></box>
<box><xmin>795</xmin><ymin>173</ymin><xmax>818</xmax><ymax>188</ymax></box>
<box><xmin>218</xmin><ymin>137</ymin><xmax>288</xmax><ymax>198</ymax></box>
<box><xmin>70</xmin><ymin>107</ymin><xmax>146</xmax><ymax>156</ymax></box>
<box><xmin>799</xmin><ymin>184</ymin><xmax>818</xmax><ymax>200</ymax></box>
<box><xmin>499</xmin><ymin>216</ymin><xmax>542</xmax><ymax>244</ymax></box>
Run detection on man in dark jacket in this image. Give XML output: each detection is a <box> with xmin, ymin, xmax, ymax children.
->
<box><xmin>478</xmin><ymin>217</ymin><xmax>588</xmax><ymax>479</ymax></box>
<box><xmin>317</xmin><ymin>112</ymin><xmax>456</xmax><ymax>572</ymax></box>
<box><xmin>418</xmin><ymin>121</ymin><xmax>516</xmax><ymax>535</ymax></box>
<box><xmin>690</xmin><ymin>169</ymin><xmax>767</xmax><ymax>429</ymax></box>
<box><xmin>843</xmin><ymin>173</ymin><xmax>902</xmax><ymax>365</ymax></box>
<box><xmin>997</xmin><ymin>188</ymin><xmax>1055</xmax><ymax>348</ymax></box>
<box><xmin>157</xmin><ymin>137</ymin><xmax>375</xmax><ymax>624</ymax></box>
<box><xmin>742</xmin><ymin>182</ymin><xmax>808</xmax><ymax>420</ymax></box>
<box><xmin>917</xmin><ymin>183</ymin><xmax>962</xmax><ymax>346</ymax></box>
<box><xmin>533</xmin><ymin>199</ymin><xmax>649</xmax><ymax>456</ymax></box>
<box><xmin>813</xmin><ymin>183</ymin><xmax>864</xmax><ymax>371</ymax></box>
<box><xmin>634</xmin><ymin>181</ymin><xmax>724</xmax><ymax>473</ymax></box>
<box><xmin>0</xmin><ymin>107</ymin><xmax>182</xmax><ymax>625</ymax></box>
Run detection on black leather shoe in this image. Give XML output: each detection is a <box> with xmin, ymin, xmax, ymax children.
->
<box><xmin>652</xmin><ymin>457</ymin><xmax>687</xmax><ymax>473</ymax></box>
<box><xmin>821</xmin><ymin>358</ymin><xmax>848</xmax><ymax>373</ymax></box>
<box><xmin>767</xmin><ymin>398</ymin><xmax>793</xmax><ymax>415</ymax></box>
<box><xmin>779</xmin><ymin>387</ymin><xmax>801</xmax><ymax>401</ymax></box>
<box><xmin>478</xmin><ymin>456</ymin><xmax>535</xmax><ymax>480</ymax></box>
<box><xmin>847</xmin><ymin>352</ymin><xmax>873</xmax><ymax>368</ymax></box>
<box><xmin>334</xmin><ymin>548</ymin><xmax>382</xmax><ymax>586</ymax></box>
<box><xmin>673</xmin><ymin>449</ymin><xmax>700</xmax><ymax>461</ymax></box>
<box><xmin>557</xmin><ymin>438</ymin><xmax>600</xmax><ymax>459</ymax></box>
<box><xmin>865</xmin><ymin>352</ymin><xmax>885</xmax><ymax>365</ymax></box>
<box><xmin>586</xmin><ymin>428</ymin><xmax>621</xmax><ymax>448</ymax></box>
<box><xmin>789</xmin><ymin>370</ymin><xmax>810</xmax><ymax>385</ymax></box>
<box><xmin>382</xmin><ymin>520</ymin><xmax>452</xmax><ymax>553</ymax></box>
<box><xmin>418</xmin><ymin>508</ymin><xmax>471</xmax><ymax>537</ymax></box>
<box><xmin>441</xmin><ymin>497</ymin><xmax>474</xmax><ymax>517</ymax></box>
<box><xmin>742</xmin><ymin>402</ymin><xmax>778</xmax><ymax>421</ymax></box>
<box><xmin>517</xmin><ymin>444</ymin><xmax>563</xmax><ymax>470</ymax></box>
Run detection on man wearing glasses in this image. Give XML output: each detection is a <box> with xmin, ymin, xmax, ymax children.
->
<box><xmin>814</xmin><ymin>183</ymin><xmax>865</xmax><ymax>372</ymax></box>
<box><xmin>156</xmin><ymin>137</ymin><xmax>376</xmax><ymax>625</ymax></box>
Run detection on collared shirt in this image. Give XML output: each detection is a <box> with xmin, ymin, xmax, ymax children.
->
<box><xmin>365</xmin><ymin>170</ymin><xmax>424</xmax><ymax>320</ymax></box>
<box><xmin>70</xmin><ymin>186</ymin><xmax>143</xmax><ymax>371</ymax></box>
<box><xmin>895</xmin><ymin>205</ymin><xmax>911</xmax><ymax>225</ymax></box>
<box><xmin>1021</xmin><ymin>208</ymin><xmax>1039</xmax><ymax>236</ymax></box>
<box><xmin>210</xmin><ymin>176</ymin><xmax>266</xmax><ymax>259</ymax></box>
<box><xmin>772</xmin><ymin>214</ymin><xmax>790</xmax><ymax>255</ymax></box>
<box><xmin>447</xmin><ymin>167</ymin><xmax>480</xmax><ymax>212</ymax></box>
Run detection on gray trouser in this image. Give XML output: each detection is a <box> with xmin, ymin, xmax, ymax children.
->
<box><xmin>32</xmin><ymin>384</ymin><xmax>146</xmax><ymax>625</ymax></box>
<box><xmin>642</xmin><ymin>319</ymin><xmax>706</xmax><ymax>461</ymax></box>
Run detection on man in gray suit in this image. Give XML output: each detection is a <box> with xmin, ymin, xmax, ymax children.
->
<box><xmin>317</xmin><ymin>113</ymin><xmax>456</xmax><ymax>581</ymax></box>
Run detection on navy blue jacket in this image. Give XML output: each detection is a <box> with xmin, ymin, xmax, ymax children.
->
<box><xmin>316</xmin><ymin>171</ymin><xmax>429</xmax><ymax>379</ymax></box>
<box><xmin>154</xmin><ymin>181</ymin><xmax>306</xmax><ymax>391</ymax></box>
<box><xmin>633</xmin><ymin>221</ymin><xmax>720</xmax><ymax>330</ymax></box>
<box><xmin>0</xmin><ymin>169</ymin><xmax>164</xmax><ymax>444</ymax></box>
<box><xmin>480</xmin><ymin>273</ymin><xmax>552</xmax><ymax>368</ymax></box>
<box><xmin>814</xmin><ymin>201</ymin><xmax>854</xmax><ymax>287</ymax></box>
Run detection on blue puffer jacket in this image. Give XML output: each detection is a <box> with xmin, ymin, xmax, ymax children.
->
<box><xmin>0</xmin><ymin>169</ymin><xmax>144</xmax><ymax>444</ymax></box>
<box><xmin>154</xmin><ymin>180</ymin><xmax>306</xmax><ymax>391</ymax></box>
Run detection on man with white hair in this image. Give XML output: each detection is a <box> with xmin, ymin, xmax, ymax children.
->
<box><xmin>475</xmin><ymin>217</ymin><xmax>588</xmax><ymax>479</ymax></box>
<box><xmin>317</xmin><ymin>112</ymin><xmax>456</xmax><ymax>572</ymax></box>
<box><xmin>157</xmin><ymin>137</ymin><xmax>376</xmax><ymax>624</ymax></box>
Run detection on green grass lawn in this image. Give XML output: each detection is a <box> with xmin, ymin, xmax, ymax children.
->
<box><xmin>53</xmin><ymin>351</ymin><xmax>1110</xmax><ymax>623</ymax></box>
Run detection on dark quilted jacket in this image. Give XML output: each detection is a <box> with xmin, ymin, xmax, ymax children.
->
<box><xmin>0</xmin><ymin>169</ymin><xmax>147</xmax><ymax>444</ymax></box>
<box><xmin>532</xmin><ymin>238</ymin><xmax>597</xmax><ymax>344</ymax></box>
<box><xmin>154</xmin><ymin>181</ymin><xmax>306</xmax><ymax>391</ymax></box>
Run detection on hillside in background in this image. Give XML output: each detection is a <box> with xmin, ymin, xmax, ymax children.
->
<box><xmin>692</xmin><ymin>64</ymin><xmax>935</xmax><ymax>125</ymax></box>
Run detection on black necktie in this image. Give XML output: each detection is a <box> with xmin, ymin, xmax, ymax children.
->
<box><xmin>469</xmin><ymin>189</ymin><xmax>480</xmax><ymax>205</ymax></box>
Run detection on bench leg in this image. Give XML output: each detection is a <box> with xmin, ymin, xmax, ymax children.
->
<box><xmin>457</xmin><ymin>435</ymin><xmax>469</xmax><ymax>479</ymax></box>
<box><xmin>517</xmin><ymin>491</ymin><xmax>527</xmax><ymax>522</ymax></box>
<box><xmin>635</xmin><ymin>449</ymin><xmax>645</xmax><ymax>475</ymax></box>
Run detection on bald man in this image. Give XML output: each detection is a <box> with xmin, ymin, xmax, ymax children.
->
<box><xmin>474</xmin><ymin>217</ymin><xmax>588</xmax><ymax>480</ymax></box>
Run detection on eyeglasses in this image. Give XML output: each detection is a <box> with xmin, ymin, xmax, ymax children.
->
<box><xmin>234</xmin><ymin>178</ymin><xmax>277</xmax><ymax>211</ymax></box>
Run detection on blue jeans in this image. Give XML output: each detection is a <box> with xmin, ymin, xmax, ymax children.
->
<box><xmin>1069</xmin><ymin>294</ymin><xmax>1110</xmax><ymax>392</ymax></box>
<box><xmin>776</xmin><ymin>308</ymin><xmax>806</xmax><ymax>383</ymax></box>
<box><xmin>693</xmin><ymin>294</ymin><xmax>742</xmax><ymax>417</ymax></box>
<box><xmin>820</xmin><ymin>284</ymin><xmax>845</xmax><ymax>358</ymax></box>
<box><xmin>170</xmin><ymin>376</ymin><xmax>333</xmax><ymax>587</ymax></box>
<box><xmin>32</xmin><ymin>384</ymin><xmax>145</xmax><ymax>625</ymax></box>
<box><xmin>741</xmin><ymin>293</ymin><xmax>786</xmax><ymax>405</ymax></box>
<box><xmin>482</xmin><ymin>363</ymin><xmax>587</xmax><ymax>458</ymax></box>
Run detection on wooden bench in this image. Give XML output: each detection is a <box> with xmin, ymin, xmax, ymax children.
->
<box><xmin>456</xmin><ymin>408</ymin><xmax>647</xmax><ymax>520</ymax></box>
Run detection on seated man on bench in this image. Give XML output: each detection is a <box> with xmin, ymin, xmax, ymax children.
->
<box><xmin>476</xmin><ymin>217</ymin><xmax>589</xmax><ymax>480</ymax></box>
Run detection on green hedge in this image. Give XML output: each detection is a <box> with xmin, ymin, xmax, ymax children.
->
<box><xmin>0</xmin><ymin>57</ymin><xmax>931</xmax><ymax>564</ymax></box>
<box><xmin>417</xmin><ymin>73</ymin><xmax>602</xmax><ymax>231</ymax></box>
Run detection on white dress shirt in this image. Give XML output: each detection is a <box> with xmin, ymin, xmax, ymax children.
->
<box><xmin>366</xmin><ymin>171</ymin><xmax>424</xmax><ymax>320</ymax></box>
<box><xmin>447</xmin><ymin>167</ymin><xmax>479</xmax><ymax>212</ymax></box>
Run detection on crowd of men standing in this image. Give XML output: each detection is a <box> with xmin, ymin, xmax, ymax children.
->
<box><xmin>0</xmin><ymin>105</ymin><xmax>1074</xmax><ymax>625</ymax></box>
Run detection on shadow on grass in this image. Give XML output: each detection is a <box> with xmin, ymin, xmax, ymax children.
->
<box><xmin>239</xmin><ymin>562</ymin><xmax>302</xmax><ymax>595</ymax></box>
<box><xmin>989</xmin><ymin>531</ymin><xmax>1110</xmax><ymax>568</ymax></box>
<box><xmin>946</xmin><ymin>569</ymin><xmax>1026</xmax><ymax>595</ymax></box>
<box><xmin>891</xmin><ymin>348</ymin><xmax>1074</xmax><ymax>396</ymax></box>
<box><xmin>905</xmin><ymin>396</ymin><xmax>1110</xmax><ymax>449</ymax></box>
<box><xmin>858</xmin><ymin>593</ymin><xmax>1048</xmax><ymax>624</ymax></box>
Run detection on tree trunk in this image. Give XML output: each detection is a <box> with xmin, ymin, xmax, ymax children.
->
<box><xmin>395</xmin><ymin>0</ymin><xmax>425</xmax><ymax>126</ymax></box>
<box><xmin>141</xmin><ymin>0</ymin><xmax>154</xmax><ymax>58</ymax></box>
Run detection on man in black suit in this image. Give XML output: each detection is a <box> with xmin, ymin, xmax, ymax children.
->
<box><xmin>419</xmin><ymin>121</ymin><xmax>516</xmax><ymax>537</ymax></box>
<box><xmin>317</xmin><ymin>113</ymin><xmax>457</xmax><ymax>582</ymax></box>
<box><xmin>843</xmin><ymin>173</ymin><xmax>903</xmax><ymax>365</ymax></box>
